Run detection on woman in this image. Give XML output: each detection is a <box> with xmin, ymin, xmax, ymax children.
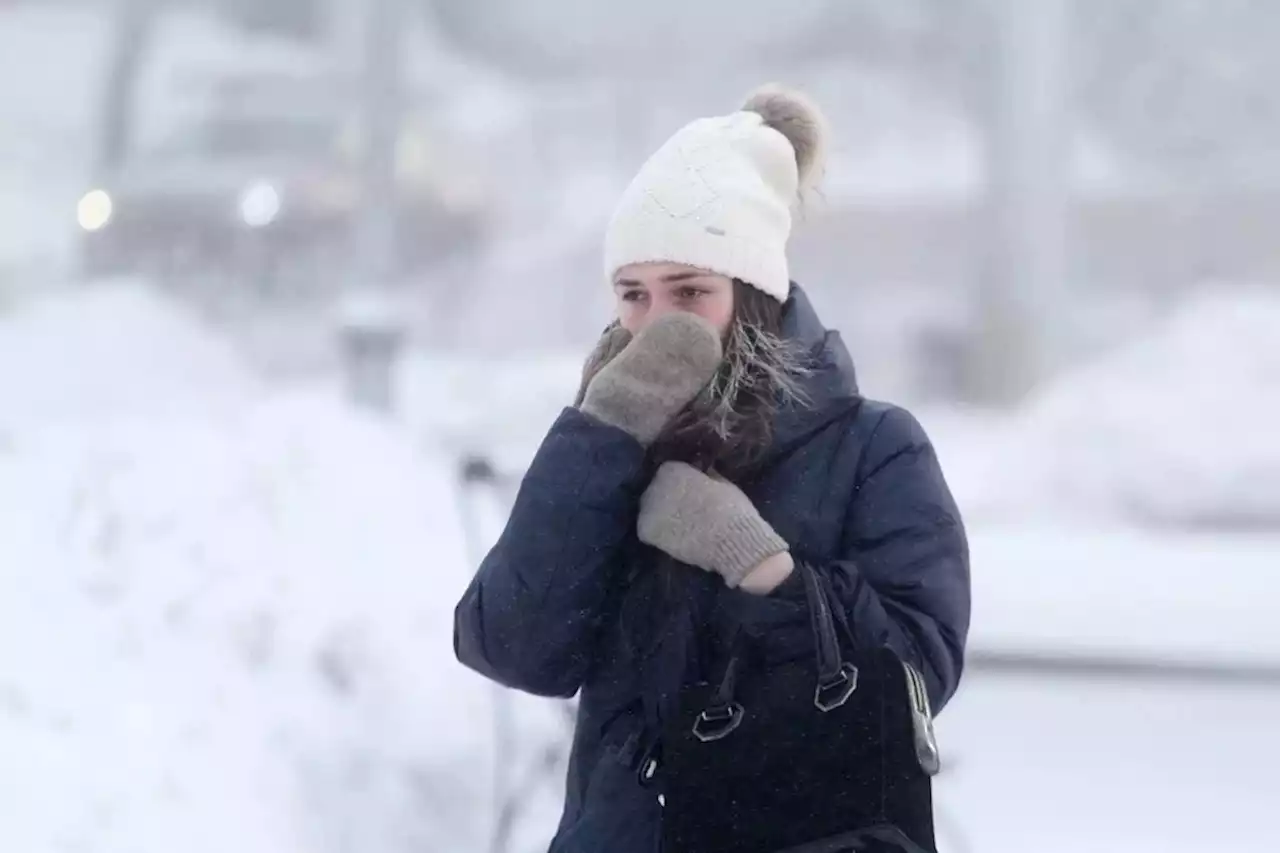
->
<box><xmin>454</xmin><ymin>85</ymin><xmax>971</xmax><ymax>852</ymax></box>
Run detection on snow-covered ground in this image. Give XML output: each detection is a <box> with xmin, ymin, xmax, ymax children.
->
<box><xmin>968</xmin><ymin>523</ymin><xmax>1280</xmax><ymax>666</ymax></box>
<box><xmin>951</xmin><ymin>284</ymin><xmax>1280</xmax><ymax>530</ymax></box>
<box><xmin>0</xmin><ymin>392</ymin><xmax>495</xmax><ymax>853</ymax></box>
<box><xmin>936</xmin><ymin>672</ymin><xmax>1280</xmax><ymax>853</ymax></box>
<box><xmin>0</xmin><ymin>279</ymin><xmax>264</xmax><ymax>427</ymax></box>
<box><xmin>1</xmin><ymin>279</ymin><xmax>1276</xmax><ymax>852</ymax></box>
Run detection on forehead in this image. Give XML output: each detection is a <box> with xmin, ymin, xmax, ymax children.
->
<box><xmin>613</xmin><ymin>262</ymin><xmax>725</xmax><ymax>286</ymax></box>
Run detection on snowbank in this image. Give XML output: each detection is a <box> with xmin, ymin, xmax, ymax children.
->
<box><xmin>0</xmin><ymin>271</ymin><xmax>572</xmax><ymax>848</ymax></box>
<box><xmin>937</xmin><ymin>672</ymin><xmax>1279</xmax><ymax>853</ymax></box>
<box><xmin>968</xmin><ymin>286</ymin><xmax>1280</xmax><ymax>529</ymax></box>
<box><xmin>967</xmin><ymin>523</ymin><xmax>1280</xmax><ymax>666</ymax></box>
<box><xmin>0</xmin><ymin>390</ymin><xmax>496</xmax><ymax>853</ymax></box>
<box><xmin>0</xmin><ymin>279</ymin><xmax>262</xmax><ymax>426</ymax></box>
<box><xmin>398</xmin><ymin>348</ymin><xmax>583</xmax><ymax>466</ymax></box>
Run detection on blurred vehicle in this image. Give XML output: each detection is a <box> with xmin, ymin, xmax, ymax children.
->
<box><xmin>75</xmin><ymin>90</ymin><xmax>489</xmax><ymax>291</ymax></box>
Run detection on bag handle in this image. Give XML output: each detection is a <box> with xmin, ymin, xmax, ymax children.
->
<box><xmin>692</xmin><ymin>562</ymin><xmax>859</xmax><ymax>743</ymax></box>
<box><xmin>798</xmin><ymin>561</ymin><xmax>860</xmax><ymax>712</ymax></box>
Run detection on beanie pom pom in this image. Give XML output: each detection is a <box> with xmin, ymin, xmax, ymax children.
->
<box><xmin>741</xmin><ymin>84</ymin><xmax>828</xmax><ymax>189</ymax></box>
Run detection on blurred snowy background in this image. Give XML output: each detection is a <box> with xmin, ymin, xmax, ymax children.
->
<box><xmin>2</xmin><ymin>1</ymin><xmax>1279</xmax><ymax>851</ymax></box>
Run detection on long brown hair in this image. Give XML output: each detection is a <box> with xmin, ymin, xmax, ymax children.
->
<box><xmin>648</xmin><ymin>279</ymin><xmax>811</xmax><ymax>478</ymax></box>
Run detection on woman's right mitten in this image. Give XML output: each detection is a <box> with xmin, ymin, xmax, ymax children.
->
<box><xmin>578</xmin><ymin>312</ymin><xmax>723</xmax><ymax>446</ymax></box>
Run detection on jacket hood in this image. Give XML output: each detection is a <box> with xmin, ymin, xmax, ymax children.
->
<box><xmin>768</xmin><ymin>282</ymin><xmax>861</xmax><ymax>453</ymax></box>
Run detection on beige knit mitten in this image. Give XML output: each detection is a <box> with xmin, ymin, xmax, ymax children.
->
<box><xmin>572</xmin><ymin>325</ymin><xmax>634</xmax><ymax>408</ymax></box>
<box><xmin>577</xmin><ymin>313</ymin><xmax>722</xmax><ymax>446</ymax></box>
<box><xmin>637</xmin><ymin>460</ymin><xmax>788</xmax><ymax>587</ymax></box>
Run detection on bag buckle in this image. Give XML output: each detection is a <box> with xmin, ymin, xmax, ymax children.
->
<box><xmin>814</xmin><ymin>662</ymin><xmax>859</xmax><ymax>712</ymax></box>
<box><xmin>692</xmin><ymin>702</ymin><xmax>745</xmax><ymax>742</ymax></box>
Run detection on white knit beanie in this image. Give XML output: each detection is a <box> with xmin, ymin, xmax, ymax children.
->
<box><xmin>604</xmin><ymin>84</ymin><xmax>828</xmax><ymax>303</ymax></box>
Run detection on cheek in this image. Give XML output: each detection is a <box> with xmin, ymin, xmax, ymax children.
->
<box><xmin>615</xmin><ymin>299</ymin><xmax>644</xmax><ymax>334</ymax></box>
<box><xmin>701</xmin><ymin>293</ymin><xmax>735</xmax><ymax>336</ymax></box>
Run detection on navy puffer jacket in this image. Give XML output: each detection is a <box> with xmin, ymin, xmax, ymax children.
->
<box><xmin>454</xmin><ymin>284</ymin><xmax>970</xmax><ymax>853</ymax></box>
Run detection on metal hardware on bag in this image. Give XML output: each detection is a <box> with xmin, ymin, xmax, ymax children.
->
<box><xmin>798</xmin><ymin>562</ymin><xmax>861</xmax><ymax>715</ymax></box>
<box><xmin>691</xmin><ymin>702</ymin><xmax>745</xmax><ymax>742</ymax></box>
<box><xmin>635</xmin><ymin>738</ymin><xmax>661</xmax><ymax>789</ymax></box>
<box><xmin>903</xmin><ymin>661</ymin><xmax>941</xmax><ymax>776</ymax></box>
<box><xmin>813</xmin><ymin>661</ymin><xmax>859</xmax><ymax>712</ymax></box>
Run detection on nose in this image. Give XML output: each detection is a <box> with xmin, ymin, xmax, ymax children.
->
<box><xmin>641</xmin><ymin>292</ymin><xmax>686</xmax><ymax>328</ymax></box>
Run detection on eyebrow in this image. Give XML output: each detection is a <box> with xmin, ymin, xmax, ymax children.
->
<box><xmin>614</xmin><ymin>270</ymin><xmax>708</xmax><ymax>288</ymax></box>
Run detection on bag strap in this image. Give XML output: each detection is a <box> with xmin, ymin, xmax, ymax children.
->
<box><xmin>692</xmin><ymin>562</ymin><xmax>859</xmax><ymax>744</ymax></box>
<box><xmin>798</xmin><ymin>560</ymin><xmax>845</xmax><ymax>684</ymax></box>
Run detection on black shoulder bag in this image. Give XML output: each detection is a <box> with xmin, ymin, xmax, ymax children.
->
<box><xmin>645</xmin><ymin>562</ymin><xmax>942</xmax><ymax>853</ymax></box>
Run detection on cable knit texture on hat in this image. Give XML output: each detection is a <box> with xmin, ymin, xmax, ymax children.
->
<box><xmin>604</xmin><ymin>85</ymin><xmax>828</xmax><ymax>303</ymax></box>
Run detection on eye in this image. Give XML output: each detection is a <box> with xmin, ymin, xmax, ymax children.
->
<box><xmin>620</xmin><ymin>289</ymin><xmax>646</xmax><ymax>303</ymax></box>
<box><xmin>675</xmin><ymin>286</ymin><xmax>708</xmax><ymax>300</ymax></box>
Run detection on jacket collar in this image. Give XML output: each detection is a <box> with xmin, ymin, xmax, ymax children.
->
<box><xmin>766</xmin><ymin>283</ymin><xmax>862</xmax><ymax>453</ymax></box>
